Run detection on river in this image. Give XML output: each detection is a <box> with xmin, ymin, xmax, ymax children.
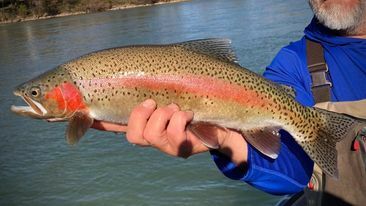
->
<box><xmin>0</xmin><ymin>0</ymin><xmax>313</xmax><ymax>205</ymax></box>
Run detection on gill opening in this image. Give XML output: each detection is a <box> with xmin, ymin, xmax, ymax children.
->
<box><xmin>54</xmin><ymin>86</ymin><xmax>68</xmax><ymax>117</ymax></box>
<box><xmin>59</xmin><ymin>85</ymin><xmax>85</xmax><ymax>119</ymax></box>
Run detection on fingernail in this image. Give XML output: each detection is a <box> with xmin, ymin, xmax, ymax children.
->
<box><xmin>142</xmin><ymin>99</ymin><xmax>156</xmax><ymax>108</ymax></box>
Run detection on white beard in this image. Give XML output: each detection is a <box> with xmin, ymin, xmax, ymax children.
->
<box><xmin>309</xmin><ymin>0</ymin><xmax>366</xmax><ymax>32</ymax></box>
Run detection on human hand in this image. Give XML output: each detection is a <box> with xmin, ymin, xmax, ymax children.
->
<box><xmin>92</xmin><ymin>99</ymin><xmax>248</xmax><ymax>164</ymax></box>
<box><xmin>92</xmin><ymin>99</ymin><xmax>209</xmax><ymax>158</ymax></box>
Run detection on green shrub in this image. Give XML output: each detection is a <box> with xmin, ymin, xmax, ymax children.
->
<box><xmin>18</xmin><ymin>4</ymin><xmax>28</xmax><ymax>18</ymax></box>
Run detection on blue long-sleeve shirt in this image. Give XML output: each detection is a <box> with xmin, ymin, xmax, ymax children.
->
<box><xmin>211</xmin><ymin>18</ymin><xmax>366</xmax><ymax>195</ymax></box>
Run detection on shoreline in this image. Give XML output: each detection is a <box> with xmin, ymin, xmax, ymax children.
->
<box><xmin>0</xmin><ymin>0</ymin><xmax>188</xmax><ymax>25</ymax></box>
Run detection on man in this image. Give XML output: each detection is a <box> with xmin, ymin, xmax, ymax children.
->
<box><xmin>93</xmin><ymin>0</ymin><xmax>366</xmax><ymax>203</ymax></box>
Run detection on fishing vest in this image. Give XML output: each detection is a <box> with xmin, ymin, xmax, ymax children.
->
<box><xmin>283</xmin><ymin>39</ymin><xmax>366</xmax><ymax>206</ymax></box>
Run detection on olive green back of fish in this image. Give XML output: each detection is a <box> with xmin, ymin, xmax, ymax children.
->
<box><xmin>61</xmin><ymin>39</ymin><xmax>293</xmax><ymax>122</ymax></box>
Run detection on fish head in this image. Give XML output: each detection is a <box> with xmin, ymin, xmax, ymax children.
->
<box><xmin>11</xmin><ymin>67</ymin><xmax>86</xmax><ymax>120</ymax></box>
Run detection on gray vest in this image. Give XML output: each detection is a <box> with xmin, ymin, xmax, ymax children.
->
<box><xmin>278</xmin><ymin>39</ymin><xmax>366</xmax><ymax>206</ymax></box>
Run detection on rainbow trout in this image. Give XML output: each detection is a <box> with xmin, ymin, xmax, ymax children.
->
<box><xmin>11</xmin><ymin>39</ymin><xmax>363</xmax><ymax>177</ymax></box>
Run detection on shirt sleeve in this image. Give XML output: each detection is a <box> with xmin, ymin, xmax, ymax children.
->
<box><xmin>264</xmin><ymin>42</ymin><xmax>315</xmax><ymax>106</ymax></box>
<box><xmin>210</xmin><ymin>39</ymin><xmax>315</xmax><ymax>195</ymax></box>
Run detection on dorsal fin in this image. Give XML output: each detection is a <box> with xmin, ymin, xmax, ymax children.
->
<box><xmin>174</xmin><ymin>38</ymin><xmax>239</xmax><ymax>64</ymax></box>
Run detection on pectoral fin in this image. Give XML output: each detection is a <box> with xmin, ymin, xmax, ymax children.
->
<box><xmin>188</xmin><ymin>122</ymin><xmax>229</xmax><ymax>149</ymax></box>
<box><xmin>242</xmin><ymin>127</ymin><xmax>281</xmax><ymax>159</ymax></box>
<box><xmin>66</xmin><ymin>111</ymin><xmax>93</xmax><ymax>145</ymax></box>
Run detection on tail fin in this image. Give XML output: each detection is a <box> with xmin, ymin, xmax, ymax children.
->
<box><xmin>306</xmin><ymin>108</ymin><xmax>360</xmax><ymax>178</ymax></box>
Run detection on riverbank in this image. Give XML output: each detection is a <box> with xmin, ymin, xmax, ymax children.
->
<box><xmin>0</xmin><ymin>0</ymin><xmax>188</xmax><ymax>25</ymax></box>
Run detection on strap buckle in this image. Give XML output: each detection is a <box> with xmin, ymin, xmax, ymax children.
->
<box><xmin>309</xmin><ymin>63</ymin><xmax>332</xmax><ymax>88</ymax></box>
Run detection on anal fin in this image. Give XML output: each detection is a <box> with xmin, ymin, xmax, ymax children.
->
<box><xmin>66</xmin><ymin>111</ymin><xmax>93</xmax><ymax>145</ymax></box>
<box><xmin>242</xmin><ymin>127</ymin><xmax>281</xmax><ymax>159</ymax></box>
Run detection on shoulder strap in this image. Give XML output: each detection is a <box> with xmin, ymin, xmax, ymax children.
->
<box><xmin>306</xmin><ymin>39</ymin><xmax>332</xmax><ymax>103</ymax></box>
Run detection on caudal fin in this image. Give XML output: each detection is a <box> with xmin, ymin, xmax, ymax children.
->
<box><xmin>306</xmin><ymin>108</ymin><xmax>360</xmax><ymax>178</ymax></box>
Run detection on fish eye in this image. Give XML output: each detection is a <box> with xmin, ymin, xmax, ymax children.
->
<box><xmin>30</xmin><ymin>87</ymin><xmax>41</xmax><ymax>97</ymax></box>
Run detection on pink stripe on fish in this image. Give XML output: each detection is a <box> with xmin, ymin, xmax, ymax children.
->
<box><xmin>79</xmin><ymin>74</ymin><xmax>268</xmax><ymax>106</ymax></box>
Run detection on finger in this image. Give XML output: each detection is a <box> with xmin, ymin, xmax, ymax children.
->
<box><xmin>92</xmin><ymin>121</ymin><xmax>127</xmax><ymax>132</ymax></box>
<box><xmin>143</xmin><ymin>103</ymin><xmax>180</xmax><ymax>146</ymax></box>
<box><xmin>126</xmin><ymin>99</ymin><xmax>156</xmax><ymax>146</ymax></box>
<box><xmin>186</xmin><ymin>130</ymin><xmax>210</xmax><ymax>154</ymax></box>
<box><xmin>166</xmin><ymin>110</ymin><xmax>194</xmax><ymax>157</ymax></box>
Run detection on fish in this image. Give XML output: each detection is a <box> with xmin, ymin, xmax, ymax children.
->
<box><xmin>11</xmin><ymin>38</ymin><xmax>364</xmax><ymax>178</ymax></box>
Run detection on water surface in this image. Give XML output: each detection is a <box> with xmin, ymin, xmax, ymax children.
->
<box><xmin>0</xmin><ymin>0</ymin><xmax>312</xmax><ymax>205</ymax></box>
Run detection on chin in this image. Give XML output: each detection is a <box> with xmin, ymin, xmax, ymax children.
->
<box><xmin>309</xmin><ymin>0</ymin><xmax>365</xmax><ymax>31</ymax></box>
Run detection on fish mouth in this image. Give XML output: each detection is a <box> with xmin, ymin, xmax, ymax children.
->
<box><xmin>11</xmin><ymin>91</ymin><xmax>48</xmax><ymax>119</ymax></box>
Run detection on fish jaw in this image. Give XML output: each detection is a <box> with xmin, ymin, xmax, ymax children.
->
<box><xmin>11</xmin><ymin>90</ymin><xmax>48</xmax><ymax>119</ymax></box>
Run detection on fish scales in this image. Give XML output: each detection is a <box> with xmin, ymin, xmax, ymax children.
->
<box><xmin>65</xmin><ymin>45</ymin><xmax>352</xmax><ymax>174</ymax></box>
<box><xmin>11</xmin><ymin>39</ymin><xmax>364</xmax><ymax>178</ymax></box>
<box><xmin>64</xmin><ymin>46</ymin><xmax>287</xmax><ymax>122</ymax></box>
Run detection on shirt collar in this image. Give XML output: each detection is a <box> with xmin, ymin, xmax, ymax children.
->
<box><xmin>304</xmin><ymin>17</ymin><xmax>366</xmax><ymax>47</ymax></box>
